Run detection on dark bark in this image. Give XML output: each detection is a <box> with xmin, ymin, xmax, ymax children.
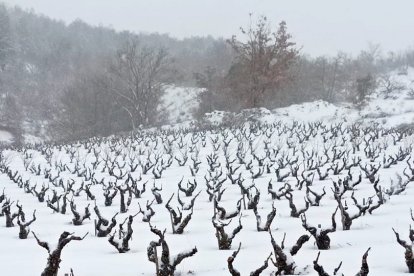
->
<box><xmin>32</xmin><ymin>231</ymin><xmax>88</xmax><ymax>276</ymax></box>
<box><xmin>17</xmin><ymin>210</ymin><xmax>36</xmax><ymax>239</ymax></box>
<box><xmin>301</xmin><ymin>207</ymin><xmax>337</xmax><ymax>250</ymax></box>
<box><xmin>108</xmin><ymin>215</ymin><xmax>134</xmax><ymax>253</ymax></box>
<box><xmin>212</xmin><ymin>215</ymin><xmax>243</xmax><ymax>250</ymax></box>
<box><xmin>147</xmin><ymin>223</ymin><xmax>197</xmax><ymax>276</ymax></box>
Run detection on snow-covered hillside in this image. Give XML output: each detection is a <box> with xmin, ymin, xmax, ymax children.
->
<box><xmin>0</xmin><ymin>129</ymin><xmax>14</xmax><ymax>145</ymax></box>
<box><xmin>1</xmin><ymin>112</ymin><xmax>414</xmax><ymax>275</ymax></box>
<box><xmin>160</xmin><ymin>86</ymin><xmax>202</xmax><ymax>124</ymax></box>
<box><xmin>166</xmin><ymin>67</ymin><xmax>414</xmax><ymax>129</ymax></box>
<box><xmin>1</xmin><ymin>69</ymin><xmax>414</xmax><ymax>276</ymax></box>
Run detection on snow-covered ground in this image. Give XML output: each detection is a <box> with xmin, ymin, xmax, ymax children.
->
<box><xmin>160</xmin><ymin>86</ymin><xmax>202</xmax><ymax>124</ymax></box>
<box><xmin>0</xmin><ymin>129</ymin><xmax>13</xmax><ymax>145</ymax></box>
<box><xmin>1</xmin><ymin>69</ymin><xmax>414</xmax><ymax>276</ymax></box>
<box><xmin>166</xmin><ymin>67</ymin><xmax>414</xmax><ymax>129</ymax></box>
<box><xmin>1</xmin><ymin>115</ymin><xmax>414</xmax><ymax>275</ymax></box>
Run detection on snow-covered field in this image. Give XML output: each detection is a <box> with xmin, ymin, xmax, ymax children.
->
<box><xmin>1</xmin><ymin>112</ymin><xmax>414</xmax><ymax>275</ymax></box>
<box><xmin>0</xmin><ymin>69</ymin><xmax>414</xmax><ymax>275</ymax></box>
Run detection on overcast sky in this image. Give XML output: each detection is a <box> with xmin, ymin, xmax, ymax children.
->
<box><xmin>2</xmin><ymin>0</ymin><xmax>414</xmax><ymax>56</ymax></box>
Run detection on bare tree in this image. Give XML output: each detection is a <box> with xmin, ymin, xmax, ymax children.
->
<box><xmin>377</xmin><ymin>73</ymin><xmax>405</xmax><ymax>98</ymax></box>
<box><xmin>110</xmin><ymin>38</ymin><xmax>172</xmax><ymax>129</ymax></box>
<box><xmin>354</xmin><ymin>74</ymin><xmax>376</xmax><ymax>109</ymax></box>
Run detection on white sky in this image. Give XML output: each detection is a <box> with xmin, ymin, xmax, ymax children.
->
<box><xmin>2</xmin><ymin>0</ymin><xmax>414</xmax><ymax>56</ymax></box>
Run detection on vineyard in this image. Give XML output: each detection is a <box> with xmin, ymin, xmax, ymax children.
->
<box><xmin>1</xmin><ymin>118</ymin><xmax>414</xmax><ymax>275</ymax></box>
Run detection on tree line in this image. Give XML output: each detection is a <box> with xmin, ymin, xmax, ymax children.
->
<box><xmin>0</xmin><ymin>5</ymin><xmax>413</xmax><ymax>143</ymax></box>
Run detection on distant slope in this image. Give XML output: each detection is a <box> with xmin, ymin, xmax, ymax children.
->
<box><xmin>169</xmin><ymin>66</ymin><xmax>414</xmax><ymax>129</ymax></box>
<box><xmin>159</xmin><ymin>85</ymin><xmax>202</xmax><ymax>124</ymax></box>
<box><xmin>0</xmin><ymin>129</ymin><xmax>13</xmax><ymax>145</ymax></box>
